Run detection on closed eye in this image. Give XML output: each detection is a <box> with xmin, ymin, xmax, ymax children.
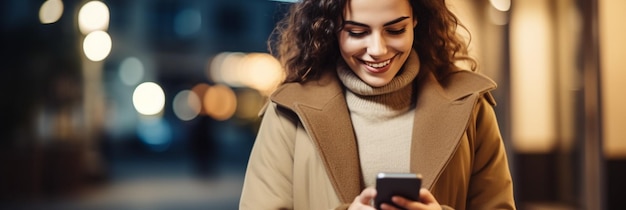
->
<box><xmin>348</xmin><ymin>30</ymin><xmax>368</xmax><ymax>37</ymax></box>
<box><xmin>387</xmin><ymin>28</ymin><xmax>407</xmax><ymax>35</ymax></box>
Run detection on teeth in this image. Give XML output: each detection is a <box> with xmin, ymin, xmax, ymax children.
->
<box><xmin>366</xmin><ymin>59</ymin><xmax>391</xmax><ymax>68</ymax></box>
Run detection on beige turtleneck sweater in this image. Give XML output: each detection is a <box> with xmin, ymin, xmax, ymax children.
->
<box><xmin>337</xmin><ymin>51</ymin><xmax>420</xmax><ymax>187</ymax></box>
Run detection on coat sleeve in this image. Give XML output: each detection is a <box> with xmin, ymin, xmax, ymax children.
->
<box><xmin>467</xmin><ymin>95</ymin><xmax>516</xmax><ymax>209</ymax></box>
<box><xmin>240</xmin><ymin>102</ymin><xmax>297</xmax><ymax>210</ymax></box>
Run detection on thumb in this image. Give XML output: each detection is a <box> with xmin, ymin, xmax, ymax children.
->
<box><xmin>419</xmin><ymin>188</ymin><xmax>439</xmax><ymax>205</ymax></box>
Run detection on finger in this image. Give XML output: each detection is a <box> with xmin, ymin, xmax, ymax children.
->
<box><xmin>391</xmin><ymin>196</ymin><xmax>416</xmax><ymax>209</ymax></box>
<box><xmin>358</xmin><ymin>187</ymin><xmax>377</xmax><ymax>204</ymax></box>
<box><xmin>379</xmin><ymin>203</ymin><xmax>400</xmax><ymax>210</ymax></box>
<box><xmin>418</xmin><ymin>188</ymin><xmax>438</xmax><ymax>204</ymax></box>
<box><xmin>391</xmin><ymin>196</ymin><xmax>428</xmax><ymax>209</ymax></box>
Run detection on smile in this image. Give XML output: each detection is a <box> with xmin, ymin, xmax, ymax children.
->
<box><xmin>364</xmin><ymin>59</ymin><xmax>391</xmax><ymax>68</ymax></box>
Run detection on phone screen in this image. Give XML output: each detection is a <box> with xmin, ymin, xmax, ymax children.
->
<box><xmin>374</xmin><ymin>173</ymin><xmax>422</xmax><ymax>210</ymax></box>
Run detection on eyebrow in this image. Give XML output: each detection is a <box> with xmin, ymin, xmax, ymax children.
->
<box><xmin>344</xmin><ymin>16</ymin><xmax>411</xmax><ymax>28</ymax></box>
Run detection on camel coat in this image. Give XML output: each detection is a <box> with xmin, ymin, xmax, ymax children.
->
<box><xmin>240</xmin><ymin>67</ymin><xmax>515</xmax><ymax>210</ymax></box>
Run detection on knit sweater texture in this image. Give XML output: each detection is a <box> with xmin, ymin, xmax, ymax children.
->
<box><xmin>337</xmin><ymin>51</ymin><xmax>420</xmax><ymax>187</ymax></box>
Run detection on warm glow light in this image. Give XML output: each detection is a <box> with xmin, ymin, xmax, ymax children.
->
<box><xmin>599</xmin><ymin>0</ymin><xmax>626</xmax><ymax>158</ymax></box>
<box><xmin>239</xmin><ymin>53</ymin><xmax>284</xmax><ymax>95</ymax></box>
<box><xmin>490</xmin><ymin>0</ymin><xmax>511</xmax><ymax>12</ymax></box>
<box><xmin>173</xmin><ymin>90</ymin><xmax>201</xmax><ymax>121</ymax></box>
<box><xmin>209</xmin><ymin>52</ymin><xmax>246</xmax><ymax>87</ymax></box>
<box><xmin>488</xmin><ymin>4</ymin><xmax>509</xmax><ymax>25</ymax></box>
<box><xmin>83</xmin><ymin>30</ymin><xmax>112</xmax><ymax>62</ymax></box>
<box><xmin>78</xmin><ymin>1</ymin><xmax>110</xmax><ymax>35</ymax></box>
<box><xmin>207</xmin><ymin>53</ymin><xmax>227</xmax><ymax>82</ymax></box>
<box><xmin>510</xmin><ymin>0</ymin><xmax>556</xmax><ymax>153</ymax></box>
<box><xmin>39</xmin><ymin>0</ymin><xmax>64</xmax><ymax>24</ymax></box>
<box><xmin>209</xmin><ymin>52</ymin><xmax>285</xmax><ymax>94</ymax></box>
<box><xmin>119</xmin><ymin>57</ymin><xmax>144</xmax><ymax>86</ymax></box>
<box><xmin>191</xmin><ymin>83</ymin><xmax>211</xmax><ymax>115</ymax></box>
<box><xmin>203</xmin><ymin>84</ymin><xmax>237</xmax><ymax>121</ymax></box>
<box><xmin>133</xmin><ymin>82</ymin><xmax>166</xmax><ymax>116</ymax></box>
<box><xmin>447</xmin><ymin>1</ymin><xmax>481</xmax><ymax>73</ymax></box>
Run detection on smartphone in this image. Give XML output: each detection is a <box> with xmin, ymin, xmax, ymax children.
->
<box><xmin>374</xmin><ymin>172</ymin><xmax>422</xmax><ymax>210</ymax></box>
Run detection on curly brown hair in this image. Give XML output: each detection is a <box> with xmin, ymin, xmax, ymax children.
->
<box><xmin>269</xmin><ymin>0</ymin><xmax>476</xmax><ymax>83</ymax></box>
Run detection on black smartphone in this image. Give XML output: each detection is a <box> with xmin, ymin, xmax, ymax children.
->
<box><xmin>374</xmin><ymin>172</ymin><xmax>422</xmax><ymax>210</ymax></box>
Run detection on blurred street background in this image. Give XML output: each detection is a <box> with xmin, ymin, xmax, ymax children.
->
<box><xmin>1</xmin><ymin>0</ymin><xmax>625</xmax><ymax>210</ymax></box>
<box><xmin>2</xmin><ymin>0</ymin><xmax>285</xmax><ymax>209</ymax></box>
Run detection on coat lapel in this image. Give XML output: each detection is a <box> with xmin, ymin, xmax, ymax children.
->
<box><xmin>410</xmin><ymin>70</ymin><xmax>496</xmax><ymax>189</ymax></box>
<box><xmin>271</xmin><ymin>71</ymin><xmax>362</xmax><ymax>203</ymax></box>
<box><xmin>271</xmin><ymin>67</ymin><xmax>496</xmax><ymax>202</ymax></box>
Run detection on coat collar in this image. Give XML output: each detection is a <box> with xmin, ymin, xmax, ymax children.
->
<box><xmin>409</xmin><ymin>69</ymin><xmax>496</xmax><ymax>190</ymax></box>
<box><xmin>270</xmin><ymin>67</ymin><xmax>496</xmax><ymax>203</ymax></box>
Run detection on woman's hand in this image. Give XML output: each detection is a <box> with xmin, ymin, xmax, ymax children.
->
<box><xmin>349</xmin><ymin>187</ymin><xmax>441</xmax><ymax>210</ymax></box>
<box><xmin>348</xmin><ymin>187</ymin><xmax>377</xmax><ymax>210</ymax></box>
<box><xmin>379</xmin><ymin>188</ymin><xmax>442</xmax><ymax>210</ymax></box>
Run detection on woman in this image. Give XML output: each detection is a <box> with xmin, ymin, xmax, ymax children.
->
<box><xmin>240</xmin><ymin>0</ymin><xmax>516</xmax><ymax>209</ymax></box>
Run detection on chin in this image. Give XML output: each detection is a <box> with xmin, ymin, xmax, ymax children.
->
<box><xmin>364</xmin><ymin>78</ymin><xmax>392</xmax><ymax>87</ymax></box>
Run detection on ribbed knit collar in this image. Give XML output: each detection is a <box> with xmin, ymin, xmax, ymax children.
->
<box><xmin>337</xmin><ymin>50</ymin><xmax>420</xmax><ymax>96</ymax></box>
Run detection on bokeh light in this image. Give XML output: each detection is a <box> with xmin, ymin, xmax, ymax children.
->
<box><xmin>137</xmin><ymin>116</ymin><xmax>172</xmax><ymax>152</ymax></box>
<box><xmin>489</xmin><ymin>4</ymin><xmax>509</xmax><ymax>25</ymax></box>
<box><xmin>119</xmin><ymin>57</ymin><xmax>145</xmax><ymax>86</ymax></box>
<box><xmin>209</xmin><ymin>52</ymin><xmax>246</xmax><ymax>87</ymax></box>
<box><xmin>191</xmin><ymin>83</ymin><xmax>211</xmax><ymax>115</ymax></box>
<box><xmin>83</xmin><ymin>30</ymin><xmax>112</xmax><ymax>62</ymax></box>
<box><xmin>203</xmin><ymin>84</ymin><xmax>237</xmax><ymax>121</ymax></box>
<box><xmin>173</xmin><ymin>90</ymin><xmax>202</xmax><ymax>121</ymax></box>
<box><xmin>490</xmin><ymin>0</ymin><xmax>511</xmax><ymax>12</ymax></box>
<box><xmin>174</xmin><ymin>9</ymin><xmax>202</xmax><ymax>37</ymax></box>
<box><xmin>208</xmin><ymin>52</ymin><xmax>284</xmax><ymax>95</ymax></box>
<box><xmin>78</xmin><ymin>1</ymin><xmax>110</xmax><ymax>35</ymax></box>
<box><xmin>238</xmin><ymin>53</ymin><xmax>284</xmax><ymax>95</ymax></box>
<box><xmin>39</xmin><ymin>0</ymin><xmax>64</xmax><ymax>24</ymax></box>
<box><xmin>133</xmin><ymin>82</ymin><xmax>166</xmax><ymax>116</ymax></box>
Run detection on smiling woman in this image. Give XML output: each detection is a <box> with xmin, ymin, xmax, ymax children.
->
<box><xmin>240</xmin><ymin>0</ymin><xmax>516</xmax><ymax>209</ymax></box>
<box><xmin>337</xmin><ymin>0</ymin><xmax>416</xmax><ymax>87</ymax></box>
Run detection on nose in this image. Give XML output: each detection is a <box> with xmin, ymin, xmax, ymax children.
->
<box><xmin>367</xmin><ymin>32</ymin><xmax>388</xmax><ymax>57</ymax></box>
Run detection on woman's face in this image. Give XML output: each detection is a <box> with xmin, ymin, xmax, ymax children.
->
<box><xmin>338</xmin><ymin>0</ymin><xmax>416</xmax><ymax>87</ymax></box>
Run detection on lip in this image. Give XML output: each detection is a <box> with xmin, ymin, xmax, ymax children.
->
<box><xmin>361</xmin><ymin>57</ymin><xmax>394</xmax><ymax>74</ymax></box>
